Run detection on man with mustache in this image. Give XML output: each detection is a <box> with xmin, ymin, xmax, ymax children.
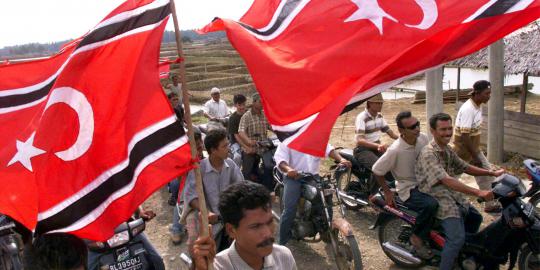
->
<box><xmin>415</xmin><ymin>113</ymin><xmax>504</xmax><ymax>270</ymax></box>
<box><xmin>372</xmin><ymin>111</ymin><xmax>435</xmax><ymax>259</ymax></box>
<box><xmin>192</xmin><ymin>181</ymin><xmax>297</xmax><ymax>270</ymax></box>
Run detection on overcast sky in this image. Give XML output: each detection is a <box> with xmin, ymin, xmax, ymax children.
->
<box><xmin>0</xmin><ymin>0</ymin><xmax>254</xmax><ymax>48</ymax></box>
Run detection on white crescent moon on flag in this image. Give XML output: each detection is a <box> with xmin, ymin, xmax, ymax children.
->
<box><xmin>43</xmin><ymin>87</ymin><xmax>94</xmax><ymax>161</ymax></box>
<box><xmin>404</xmin><ymin>0</ymin><xmax>438</xmax><ymax>30</ymax></box>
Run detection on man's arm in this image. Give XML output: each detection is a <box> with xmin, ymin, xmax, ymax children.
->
<box><xmin>439</xmin><ymin>176</ymin><xmax>493</xmax><ymax>201</ymax></box>
<box><xmin>279</xmin><ymin>161</ymin><xmax>299</xmax><ymax>179</ymax></box>
<box><xmin>356</xmin><ymin>137</ymin><xmax>380</xmax><ymax>150</ymax></box>
<box><xmin>372</xmin><ymin>149</ymin><xmax>397</xmax><ymax>205</ymax></box>
<box><xmin>465</xmin><ymin>165</ymin><xmax>504</xmax><ymax>177</ymax></box>
<box><xmin>386</xmin><ymin>129</ymin><xmax>399</xmax><ymax>140</ymax></box>
<box><xmin>328</xmin><ymin>149</ymin><xmax>352</xmax><ymax>168</ymax></box>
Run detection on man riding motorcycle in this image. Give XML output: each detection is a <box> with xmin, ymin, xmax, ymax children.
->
<box><xmin>415</xmin><ymin>113</ymin><xmax>504</xmax><ymax>270</ymax></box>
<box><xmin>372</xmin><ymin>111</ymin><xmax>435</xmax><ymax>259</ymax></box>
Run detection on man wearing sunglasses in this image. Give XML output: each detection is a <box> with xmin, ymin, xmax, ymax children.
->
<box><xmin>372</xmin><ymin>111</ymin><xmax>436</xmax><ymax>259</ymax></box>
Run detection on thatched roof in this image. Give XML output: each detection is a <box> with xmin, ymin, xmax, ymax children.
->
<box><xmin>450</xmin><ymin>28</ymin><xmax>540</xmax><ymax>76</ymax></box>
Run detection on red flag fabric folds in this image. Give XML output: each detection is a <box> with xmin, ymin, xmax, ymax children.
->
<box><xmin>200</xmin><ymin>0</ymin><xmax>540</xmax><ymax>156</ymax></box>
<box><xmin>0</xmin><ymin>0</ymin><xmax>193</xmax><ymax>240</ymax></box>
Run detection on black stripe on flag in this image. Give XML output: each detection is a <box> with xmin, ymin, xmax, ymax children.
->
<box><xmin>77</xmin><ymin>3</ymin><xmax>171</xmax><ymax>48</ymax></box>
<box><xmin>35</xmin><ymin>120</ymin><xmax>185</xmax><ymax>234</ymax></box>
<box><xmin>239</xmin><ymin>0</ymin><xmax>301</xmax><ymax>36</ymax></box>
<box><xmin>474</xmin><ymin>0</ymin><xmax>520</xmax><ymax>20</ymax></box>
<box><xmin>0</xmin><ymin>79</ymin><xmax>55</xmax><ymax>109</ymax></box>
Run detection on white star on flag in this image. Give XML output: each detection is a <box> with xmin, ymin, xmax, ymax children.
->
<box><xmin>8</xmin><ymin>132</ymin><xmax>46</xmax><ymax>172</ymax></box>
<box><xmin>345</xmin><ymin>0</ymin><xmax>397</xmax><ymax>34</ymax></box>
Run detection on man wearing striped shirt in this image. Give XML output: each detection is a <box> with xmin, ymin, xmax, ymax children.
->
<box><xmin>353</xmin><ymin>93</ymin><xmax>398</xmax><ymax>180</ymax></box>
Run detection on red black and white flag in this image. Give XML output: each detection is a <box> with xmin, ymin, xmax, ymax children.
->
<box><xmin>0</xmin><ymin>0</ymin><xmax>193</xmax><ymax>240</ymax></box>
<box><xmin>200</xmin><ymin>0</ymin><xmax>540</xmax><ymax>156</ymax></box>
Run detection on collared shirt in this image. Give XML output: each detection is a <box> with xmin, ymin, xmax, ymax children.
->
<box><xmin>183</xmin><ymin>158</ymin><xmax>243</xmax><ymax>216</ymax></box>
<box><xmin>453</xmin><ymin>99</ymin><xmax>483</xmax><ymax>162</ymax></box>
<box><xmin>416</xmin><ymin>141</ymin><xmax>470</xmax><ymax>219</ymax></box>
<box><xmin>355</xmin><ymin>109</ymin><xmax>390</xmax><ymax>143</ymax></box>
<box><xmin>239</xmin><ymin>109</ymin><xmax>271</xmax><ymax>155</ymax></box>
<box><xmin>204</xmin><ymin>99</ymin><xmax>229</xmax><ymax>119</ymax></box>
<box><xmin>372</xmin><ymin>133</ymin><xmax>429</xmax><ymax>201</ymax></box>
<box><xmin>274</xmin><ymin>143</ymin><xmax>333</xmax><ymax>175</ymax></box>
<box><xmin>214</xmin><ymin>241</ymin><xmax>297</xmax><ymax>270</ymax></box>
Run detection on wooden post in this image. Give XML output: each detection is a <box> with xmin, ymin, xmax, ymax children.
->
<box><xmin>520</xmin><ymin>72</ymin><xmax>528</xmax><ymax>114</ymax></box>
<box><xmin>456</xmin><ymin>66</ymin><xmax>461</xmax><ymax>104</ymax></box>
<box><xmin>426</xmin><ymin>67</ymin><xmax>444</xmax><ymax>139</ymax></box>
<box><xmin>169</xmin><ymin>1</ymin><xmax>213</xmax><ymax>267</ymax></box>
<box><xmin>488</xmin><ymin>40</ymin><xmax>504</xmax><ymax>164</ymax></box>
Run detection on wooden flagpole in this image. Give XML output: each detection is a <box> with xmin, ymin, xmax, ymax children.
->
<box><xmin>169</xmin><ymin>1</ymin><xmax>213</xmax><ymax>267</ymax></box>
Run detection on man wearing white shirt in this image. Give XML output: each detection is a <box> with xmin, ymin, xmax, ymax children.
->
<box><xmin>372</xmin><ymin>111</ymin><xmax>436</xmax><ymax>259</ymax></box>
<box><xmin>274</xmin><ymin>143</ymin><xmax>351</xmax><ymax>245</ymax></box>
<box><xmin>203</xmin><ymin>87</ymin><xmax>229</xmax><ymax>125</ymax></box>
<box><xmin>453</xmin><ymin>80</ymin><xmax>499</xmax><ymax>213</ymax></box>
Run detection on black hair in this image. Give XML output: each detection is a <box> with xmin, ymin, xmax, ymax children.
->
<box><xmin>167</xmin><ymin>92</ymin><xmax>179</xmax><ymax>99</ymax></box>
<box><xmin>194</xmin><ymin>128</ymin><xmax>202</xmax><ymax>142</ymax></box>
<box><xmin>395</xmin><ymin>111</ymin><xmax>412</xmax><ymax>129</ymax></box>
<box><xmin>472</xmin><ymin>80</ymin><xmax>490</xmax><ymax>95</ymax></box>
<box><xmin>429</xmin><ymin>112</ymin><xmax>452</xmax><ymax>129</ymax></box>
<box><xmin>233</xmin><ymin>94</ymin><xmax>247</xmax><ymax>105</ymax></box>
<box><xmin>219</xmin><ymin>182</ymin><xmax>271</xmax><ymax>227</ymax></box>
<box><xmin>204</xmin><ymin>129</ymin><xmax>227</xmax><ymax>154</ymax></box>
<box><xmin>24</xmin><ymin>233</ymin><xmax>87</xmax><ymax>270</ymax></box>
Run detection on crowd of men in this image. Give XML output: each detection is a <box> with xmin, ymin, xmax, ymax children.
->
<box><xmin>22</xmin><ymin>78</ymin><xmax>507</xmax><ymax>270</ymax></box>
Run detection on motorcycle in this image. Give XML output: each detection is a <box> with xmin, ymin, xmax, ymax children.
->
<box><xmin>524</xmin><ymin>159</ymin><xmax>540</xmax><ymax>215</ymax></box>
<box><xmin>273</xmin><ymin>166</ymin><xmax>363</xmax><ymax>270</ymax></box>
<box><xmin>0</xmin><ymin>215</ymin><xmax>23</xmax><ymax>270</ymax></box>
<box><xmin>333</xmin><ymin>148</ymin><xmax>379</xmax><ymax>210</ymax></box>
<box><xmin>370</xmin><ymin>174</ymin><xmax>540</xmax><ymax>269</ymax></box>
<box><xmin>86</xmin><ymin>218</ymin><xmax>159</xmax><ymax>270</ymax></box>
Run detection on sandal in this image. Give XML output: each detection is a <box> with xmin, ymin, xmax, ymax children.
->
<box><xmin>412</xmin><ymin>244</ymin><xmax>434</xmax><ymax>260</ymax></box>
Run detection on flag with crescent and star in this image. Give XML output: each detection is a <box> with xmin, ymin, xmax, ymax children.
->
<box><xmin>0</xmin><ymin>0</ymin><xmax>194</xmax><ymax>241</ymax></box>
<box><xmin>200</xmin><ymin>0</ymin><xmax>540</xmax><ymax>157</ymax></box>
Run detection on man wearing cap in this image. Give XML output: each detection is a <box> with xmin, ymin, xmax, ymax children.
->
<box><xmin>354</xmin><ymin>93</ymin><xmax>398</xmax><ymax>181</ymax></box>
<box><xmin>238</xmin><ymin>93</ymin><xmax>274</xmax><ymax>190</ymax></box>
<box><xmin>203</xmin><ymin>87</ymin><xmax>230</xmax><ymax>127</ymax></box>
<box><xmin>454</xmin><ymin>80</ymin><xmax>500</xmax><ymax>213</ymax></box>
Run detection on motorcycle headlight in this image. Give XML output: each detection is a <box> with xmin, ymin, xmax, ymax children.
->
<box><xmin>303</xmin><ymin>185</ymin><xmax>318</xmax><ymax>201</ymax></box>
<box><xmin>106</xmin><ymin>231</ymin><xmax>130</xmax><ymax>248</ymax></box>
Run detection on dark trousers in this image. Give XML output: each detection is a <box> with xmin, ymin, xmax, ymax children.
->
<box><xmin>402</xmin><ymin>188</ymin><xmax>439</xmax><ymax>240</ymax></box>
<box><xmin>242</xmin><ymin>151</ymin><xmax>274</xmax><ymax>190</ymax></box>
<box><xmin>353</xmin><ymin>146</ymin><xmax>395</xmax><ymax>182</ymax></box>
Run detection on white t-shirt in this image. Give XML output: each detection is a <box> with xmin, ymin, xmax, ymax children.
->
<box><xmin>274</xmin><ymin>143</ymin><xmax>333</xmax><ymax>175</ymax></box>
<box><xmin>372</xmin><ymin>133</ymin><xmax>429</xmax><ymax>201</ymax></box>
<box><xmin>203</xmin><ymin>99</ymin><xmax>229</xmax><ymax>119</ymax></box>
<box><xmin>455</xmin><ymin>99</ymin><xmax>482</xmax><ymax>136</ymax></box>
<box><xmin>355</xmin><ymin>109</ymin><xmax>390</xmax><ymax>143</ymax></box>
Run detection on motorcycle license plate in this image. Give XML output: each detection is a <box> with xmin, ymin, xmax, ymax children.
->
<box><xmin>108</xmin><ymin>256</ymin><xmax>143</xmax><ymax>270</ymax></box>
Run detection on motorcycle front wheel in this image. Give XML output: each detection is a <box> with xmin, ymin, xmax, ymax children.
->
<box><xmin>519</xmin><ymin>245</ymin><xmax>540</xmax><ymax>270</ymax></box>
<box><xmin>329</xmin><ymin>229</ymin><xmax>363</xmax><ymax>270</ymax></box>
<box><xmin>335</xmin><ymin>172</ymin><xmax>364</xmax><ymax>210</ymax></box>
<box><xmin>378</xmin><ymin>216</ymin><xmax>425</xmax><ymax>268</ymax></box>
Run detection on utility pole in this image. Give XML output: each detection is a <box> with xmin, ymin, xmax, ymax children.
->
<box><xmin>488</xmin><ymin>40</ymin><xmax>504</xmax><ymax>164</ymax></box>
<box><xmin>426</xmin><ymin>67</ymin><xmax>444</xmax><ymax>139</ymax></box>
